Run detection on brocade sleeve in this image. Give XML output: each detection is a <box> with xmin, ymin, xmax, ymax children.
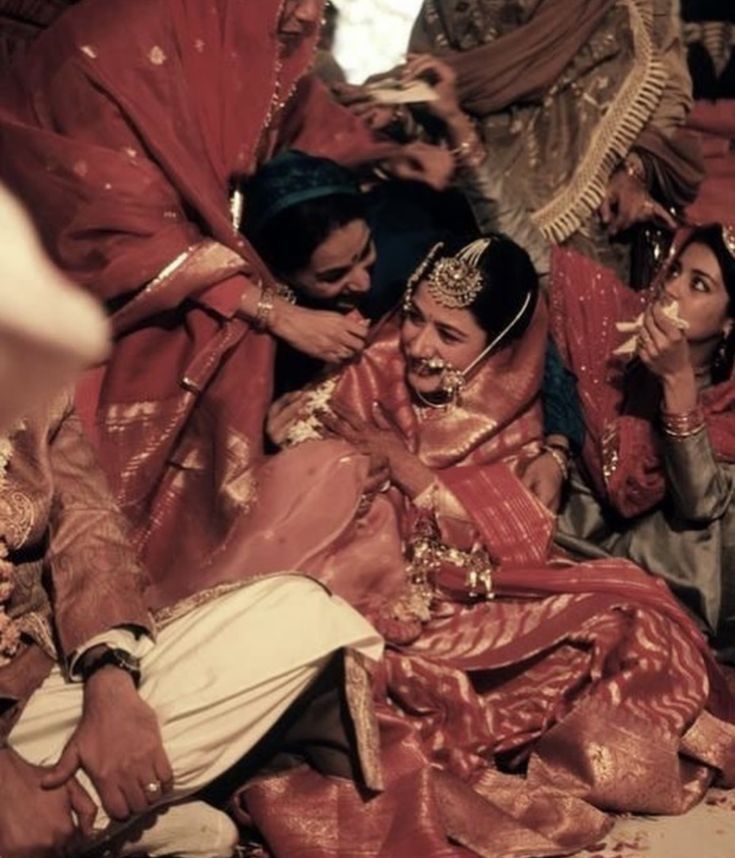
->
<box><xmin>46</xmin><ymin>400</ymin><xmax>153</xmax><ymax>662</ymax></box>
<box><xmin>663</xmin><ymin>427</ymin><xmax>735</xmax><ymax>524</ymax></box>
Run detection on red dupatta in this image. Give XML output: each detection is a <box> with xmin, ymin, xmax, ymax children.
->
<box><xmin>548</xmin><ymin>242</ymin><xmax>735</xmax><ymax>518</ymax></box>
<box><xmin>0</xmin><ymin>0</ymin><xmax>400</xmax><ymax>595</ymax></box>
<box><xmin>0</xmin><ymin>0</ymin><xmax>390</xmax><ymax>307</ymax></box>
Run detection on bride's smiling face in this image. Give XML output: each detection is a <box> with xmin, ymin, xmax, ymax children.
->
<box><xmin>401</xmin><ymin>281</ymin><xmax>488</xmax><ymax>397</ymax></box>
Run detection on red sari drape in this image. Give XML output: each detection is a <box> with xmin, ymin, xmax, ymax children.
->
<box><xmin>174</xmin><ymin>306</ymin><xmax>735</xmax><ymax>856</ymax></box>
<box><xmin>0</xmin><ymin>0</ymin><xmax>399</xmax><ymax>591</ymax></box>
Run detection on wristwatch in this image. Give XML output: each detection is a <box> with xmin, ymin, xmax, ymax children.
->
<box><xmin>79</xmin><ymin>646</ymin><xmax>141</xmax><ymax>688</ymax></box>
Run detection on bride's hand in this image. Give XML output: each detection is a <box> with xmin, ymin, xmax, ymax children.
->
<box><xmin>322</xmin><ymin>402</ymin><xmax>434</xmax><ymax>497</ymax></box>
<box><xmin>269</xmin><ymin>302</ymin><xmax>369</xmax><ymax>363</ymax></box>
<box><xmin>320</xmin><ymin>402</ymin><xmax>406</xmax><ymax>462</ymax></box>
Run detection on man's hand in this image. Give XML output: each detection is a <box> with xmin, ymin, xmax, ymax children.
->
<box><xmin>0</xmin><ymin>746</ymin><xmax>96</xmax><ymax>857</ymax></box>
<box><xmin>42</xmin><ymin>668</ymin><xmax>173</xmax><ymax>821</ymax></box>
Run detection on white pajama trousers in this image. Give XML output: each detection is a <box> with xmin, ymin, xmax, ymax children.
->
<box><xmin>9</xmin><ymin>574</ymin><xmax>383</xmax><ymax>855</ymax></box>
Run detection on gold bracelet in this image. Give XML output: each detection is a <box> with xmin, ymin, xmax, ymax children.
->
<box><xmin>541</xmin><ymin>444</ymin><xmax>570</xmax><ymax>481</ymax></box>
<box><xmin>660</xmin><ymin>405</ymin><xmax>705</xmax><ymax>439</ymax></box>
<box><xmin>253</xmin><ymin>286</ymin><xmax>275</xmax><ymax>332</ymax></box>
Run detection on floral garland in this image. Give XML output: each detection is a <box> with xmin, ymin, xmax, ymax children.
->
<box><xmin>0</xmin><ymin>428</ymin><xmax>21</xmax><ymax>667</ymax></box>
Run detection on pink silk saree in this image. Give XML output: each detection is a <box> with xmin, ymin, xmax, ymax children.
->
<box><xmin>187</xmin><ymin>309</ymin><xmax>735</xmax><ymax>856</ymax></box>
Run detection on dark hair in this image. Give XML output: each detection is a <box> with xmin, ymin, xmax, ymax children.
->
<box><xmin>248</xmin><ymin>192</ymin><xmax>368</xmax><ymax>280</ymax></box>
<box><xmin>421</xmin><ymin>232</ymin><xmax>539</xmax><ymax>347</ymax></box>
<box><xmin>679</xmin><ymin>224</ymin><xmax>735</xmax><ymax>383</ymax></box>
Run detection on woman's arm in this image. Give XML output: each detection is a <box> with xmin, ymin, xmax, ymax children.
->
<box><xmin>636</xmin><ymin>301</ymin><xmax>733</xmax><ymax>523</ymax></box>
<box><xmin>661</xmin><ymin>421</ymin><xmax>734</xmax><ymax>523</ymax></box>
<box><xmin>400</xmin><ymin>54</ymin><xmax>551</xmax><ymax>275</ymax></box>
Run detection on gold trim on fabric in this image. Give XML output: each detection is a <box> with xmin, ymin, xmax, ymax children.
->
<box><xmin>152</xmin><ymin>573</ymin><xmax>334</xmax><ymax>630</ymax></box>
<box><xmin>344</xmin><ymin>649</ymin><xmax>384</xmax><ymax>791</ymax></box>
<box><xmin>532</xmin><ymin>0</ymin><xmax>667</xmax><ymax>243</ymax></box>
<box><xmin>144</xmin><ymin>248</ymin><xmax>194</xmax><ymax>295</ymax></box>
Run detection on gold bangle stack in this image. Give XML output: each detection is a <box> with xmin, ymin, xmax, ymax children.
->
<box><xmin>660</xmin><ymin>405</ymin><xmax>705</xmax><ymax>439</ymax></box>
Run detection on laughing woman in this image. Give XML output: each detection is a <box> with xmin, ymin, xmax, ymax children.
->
<box><xmin>551</xmin><ymin>224</ymin><xmax>735</xmax><ymax>659</ymax></box>
<box><xmin>191</xmin><ymin>234</ymin><xmax>735</xmax><ymax>858</ymax></box>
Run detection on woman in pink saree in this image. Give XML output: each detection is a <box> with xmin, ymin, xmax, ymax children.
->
<box><xmin>185</xmin><ymin>234</ymin><xmax>735</xmax><ymax>857</ymax></box>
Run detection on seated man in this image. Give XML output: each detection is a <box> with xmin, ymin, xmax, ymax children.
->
<box><xmin>0</xmin><ymin>394</ymin><xmax>381</xmax><ymax>858</ymax></box>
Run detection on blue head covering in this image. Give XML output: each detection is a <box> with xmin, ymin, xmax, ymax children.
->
<box><xmin>245</xmin><ymin>150</ymin><xmax>360</xmax><ymax>237</ymax></box>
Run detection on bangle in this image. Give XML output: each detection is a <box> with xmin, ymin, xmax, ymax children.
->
<box><xmin>253</xmin><ymin>286</ymin><xmax>276</xmax><ymax>332</ymax></box>
<box><xmin>660</xmin><ymin>405</ymin><xmax>705</xmax><ymax>439</ymax></box>
<box><xmin>541</xmin><ymin>444</ymin><xmax>570</xmax><ymax>480</ymax></box>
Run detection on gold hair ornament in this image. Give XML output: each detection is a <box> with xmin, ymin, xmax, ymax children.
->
<box><xmin>433</xmin><ymin>239</ymin><xmax>492</xmax><ymax>308</ymax></box>
<box><xmin>403</xmin><ymin>239</ymin><xmax>492</xmax><ymax>310</ymax></box>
